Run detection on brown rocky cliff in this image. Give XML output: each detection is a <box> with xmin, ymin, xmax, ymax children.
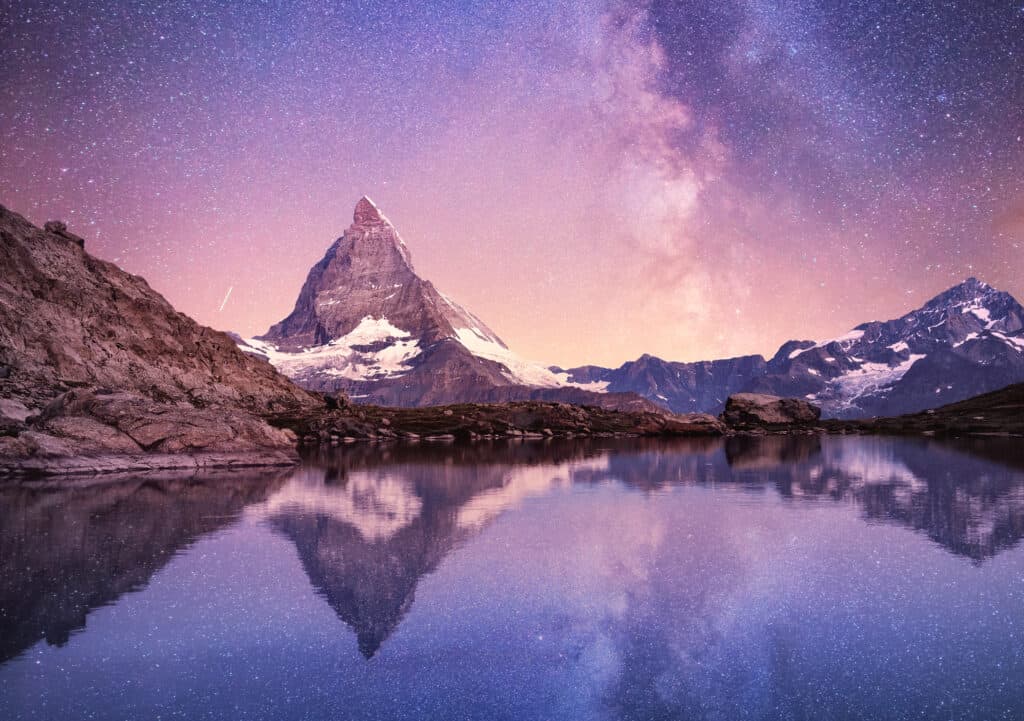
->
<box><xmin>0</xmin><ymin>204</ymin><xmax>322</xmax><ymax>473</ymax></box>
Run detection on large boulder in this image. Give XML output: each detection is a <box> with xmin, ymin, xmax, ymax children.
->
<box><xmin>721</xmin><ymin>393</ymin><xmax>821</xmax><ymax>429</ymax></box>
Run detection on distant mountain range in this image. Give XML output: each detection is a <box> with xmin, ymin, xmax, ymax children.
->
<box><xmin>560</xmin><ymin>277</ymin><xmax>1024</xmax><ymax>418</ymax></box>
<box><xmin>242</xmin><ymin>198</ymin><xmax>1024</xmax><ymax>419</ymax></box>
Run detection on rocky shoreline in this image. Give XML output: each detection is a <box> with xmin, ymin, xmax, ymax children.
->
<box><xmin>9</xmin><ymin>384</ymin><xmax>1022</xmax><ymax>478</ymax></box>
<box><xmin>4</xmin><ymin>385</ymin><xmax>1023</xmax><ymax>477</ymax></box>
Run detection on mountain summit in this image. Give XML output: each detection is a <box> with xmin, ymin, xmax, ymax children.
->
<box><xmin>352</xmin><ymin>195</ymin><xmax>386</xmax><ymax>225</ymax></box>
<box><xmin>244</xmin><ymin>198</ymin><xmax>647</xmax><ymax>408</ymax></box>
<box><xmin>257</xmin><ymin>194</ymin><xmax>498</xmax><ymax>352</ymax></box>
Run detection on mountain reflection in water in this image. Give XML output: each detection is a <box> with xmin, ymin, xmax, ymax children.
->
<box><xmin>2</xmin><ymin>436</ymin><xmax>1023</xmax><ymax>720</ymax></box>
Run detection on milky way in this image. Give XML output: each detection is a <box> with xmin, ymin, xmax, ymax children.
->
<box><xmin>1</xmin><ymin>0</ymin><xmax>1021</xmax><ymax>366</ymax></box>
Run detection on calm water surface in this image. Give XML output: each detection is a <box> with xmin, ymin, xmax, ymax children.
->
<box><xmin>2</xmin><ymin>436</ymin><xmax>1023</xmax><ymax>720</ymax></box>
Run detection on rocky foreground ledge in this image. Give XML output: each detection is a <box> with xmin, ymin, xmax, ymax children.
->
<box><xmin>0</xmin><ymin>390</ymin><xmax>301</xmax><ymax>476</ymax></box>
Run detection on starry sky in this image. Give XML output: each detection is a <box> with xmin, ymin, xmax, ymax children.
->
<box><xmin>2</xmin><ymin>0</ymin><xmax>1022</xmax><ymax>367</ymax></box>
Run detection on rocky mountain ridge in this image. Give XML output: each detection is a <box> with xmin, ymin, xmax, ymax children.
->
<box><xmin>2</xmin><ymin>196</ymin><xmax>1020</xmax><ymax>476</ymax></box>
<box><xmin>0</xmin><ymin>204</ymin><xmax>320</xmax><ymax>473</ymax></box>
<box><xmin>560</xmin><ymin>278</ymin><xmax>1024</xmax><ymax>419</ymax></box>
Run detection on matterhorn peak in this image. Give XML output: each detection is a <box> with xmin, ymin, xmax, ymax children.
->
<box><xmin>353</xmin><ymin>195</ymin><xmax>386</xmax><ymax>226</ymax></box>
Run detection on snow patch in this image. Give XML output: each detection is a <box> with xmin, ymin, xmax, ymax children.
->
<box><xmin>453</xmin><ymin>327</ymin><xmax>609</xmax><ymax>391</ymax></box>
<box><xmin>244</xmin><ymin>316</ymin><xmax>422</xmax><ymax>381</ymax></box>
<box><xmin>831</xmin><ymin>329</ymin><xmax>866</xmax><ymax>345</ymax></box>
<box><xmin>993</xmin><ymin>332</ymin><xmax>1024</xmax><ymax>352</ymax></box>
<box><xmin>788</xmin><ymin>329</ymin><xmax>864</xmax><ymax>360</ymax></box>
<box><xmin>962</xmin><ymin>304</ymin><xmax>994</xmax><ymax>327</ymax></box>
<box><xmin>830</xmin><ymin>354</ymin><xmax>926</xmax><ymax>410</ymax></box>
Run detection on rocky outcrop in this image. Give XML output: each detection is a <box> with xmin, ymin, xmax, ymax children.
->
<box><xmin>0</xmin><ymin>204</ymin><xmax>320</xmax><ymax>474</ymax></box>
<box><xmin>720</xmin><ymin>393</ymin><xmax>821</xmax><ymax>430</ymax></box>
<box><xmin>2</xmin><ymin>389</ymin><xmax>300</xmax><ymax>474</ymax></box>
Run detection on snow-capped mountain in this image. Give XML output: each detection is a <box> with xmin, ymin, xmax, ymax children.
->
<box><xmin>559</xmin><ymin>278</ymin><xmax>1024</xmax><ymax>419</ymax></box>
<box><xmin>242</xmin><ymin>198</ymin><xmax>1022</xmax><ymax>417</ymax></box>
<box><xmin>240</xmin><ymin>197</ymin><xmax>639</xmax><ymax>408</ymax></box>
<box><xmin>753</xmin><ymin>278</ymin><xmax>1024</xmax><ymax>417</ymax></box>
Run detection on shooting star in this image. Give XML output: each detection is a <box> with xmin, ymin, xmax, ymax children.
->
<box><xmin>218</xmin><ymin>286</ymin><xmax>233</xmax><ymax>312</ymax></box>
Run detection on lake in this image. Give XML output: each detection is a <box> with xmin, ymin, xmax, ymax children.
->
<box><xmin>2</xmin><ymin>435</ymin><xmax>1023</xmax><ymax>720</ymax></box>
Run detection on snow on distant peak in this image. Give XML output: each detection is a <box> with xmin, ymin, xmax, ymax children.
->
<box><xmin>452</xmin><ymin>327</ymin><xmax>609</xmax><ymax>391</ymax></box>
<box><xmin>788</xmin><ymin>329</ymin><xmax>865</xmax><ymax>360</ymax></box>
<box><xmin>438</xmin><ymin>291</ymin><xmax>506</xmax><ymax>347</ymax></box>
<box><xmin>961</xmin><ymin>303</ymin><xmax>995</xmax><ymax>328</ymax></box>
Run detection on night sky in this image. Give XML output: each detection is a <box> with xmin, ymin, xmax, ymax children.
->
<box><xmin>2</xmin><ymin>0</ymin><xmax>1022</xmax><ymax>366</ymax></box>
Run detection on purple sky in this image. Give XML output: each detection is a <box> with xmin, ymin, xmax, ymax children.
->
<box><xmin>2</xmin><ymin>0</ymin><xmax>1021</xmax><ymax>366</ymax></box>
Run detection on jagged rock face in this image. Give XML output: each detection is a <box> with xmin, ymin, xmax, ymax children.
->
<box><xmin>0</xmin><ymin>205</ymin><xmax>319</xmax><ymax>471</ymax></box>
<box><xmin>0</xmin><ymin>205</ymin><xmax>315</xmax><ymax>414</ymax></box>
<box><xmin>247</xmin><ymin>197</ymin><xmax>647</xmax><ymax>409</ymax></box>
<box><xmin>260</xmin><ymin>197</ymin><xmax>500</xmax><ymax>352</ymax></box>
<box><xmin>563</xmin><ymin>278</ymin><xmax>1024</xmax><ymax>419</ymax></box>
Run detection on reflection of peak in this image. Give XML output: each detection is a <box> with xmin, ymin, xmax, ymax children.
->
<box><xmin>262</xmin><ymin>467</ymin><xmax>423</xmax><ymax>542</ymax></box>
<box><xmin>720</xmin><ymin>435</ymin><xmax>1024</xmax><ymax>561</ymax></box>
<box><xmin>264</xmin><ymin>450</ymin><xmax>601</xmax><ymax>657</ymax></box>
<box><xmin>456</xmin><ymin>460</ymin><xmax>601</xmax><ymax>530</ymax></box>
<box><xmin>270</xmin><ymin>511</ymin><xmax>436</xmax><ymax>658</ymax></box>
<box><xmin>266</xmin><ymin>461</ymin><xmax>515</xmax><ymax>657</ymax></box>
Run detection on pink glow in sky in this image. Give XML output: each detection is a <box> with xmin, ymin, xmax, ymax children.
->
<box><xmin>2</xmin><ymin>1</ymin><xmax>1021</xmax><ymax>367</ymax></box>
